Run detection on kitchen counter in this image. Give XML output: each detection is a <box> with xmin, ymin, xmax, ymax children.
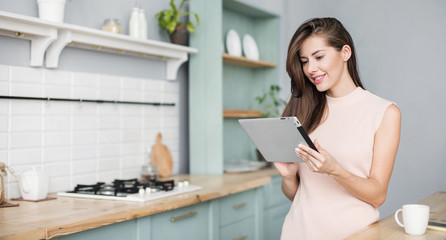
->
<box><xmin>347</xmin><ymin>191</ymin><xmax>446</xmax><ymax>239</ymax></box>
<box><xmin>0</xmin><ymin>168</ymin><xmax>280</xmax><ymax>240</ymax></box>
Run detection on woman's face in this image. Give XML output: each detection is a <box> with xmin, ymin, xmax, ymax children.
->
<box><xmin>299</xmin><ymin>35</ymin><xmax>351</xmax><ymax>95</ymax></box>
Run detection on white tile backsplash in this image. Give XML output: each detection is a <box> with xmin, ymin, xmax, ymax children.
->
<box><xmin>1</xmin><ymin>64</ymin><xmax>180</xmax><ymax>199</ymax></box>
<box><xmin>10</xmin><ymin>132</ymin><xmax>41</xmax><ymax>149</ymax></box>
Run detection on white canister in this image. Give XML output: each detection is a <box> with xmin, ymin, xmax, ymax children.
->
<box><xmin>18</xmin><ymin>167</ymin><xmax>49</xmax><ymax>201</ymax></box>
<box><xmin>37</xmin><ymin>0</ymin><xmax>66</xmax><ymax>23</ymax></box>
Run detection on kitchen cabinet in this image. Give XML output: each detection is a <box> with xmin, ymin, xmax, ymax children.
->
<box><xmin>189</xmin><ymin>0</ymin><xmax>280</xmax><ymax>174</ymax></box>
<box><xmin>151</xmin><ymin>202</ymin><xmax>210</xmax><ymax>240</ymax></box>
<box><xmin>262</xmin><ymin>176</ymin><xmax>292</xmax><ymax>239</ymax></box>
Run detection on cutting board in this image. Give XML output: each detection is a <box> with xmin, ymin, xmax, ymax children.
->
<box><xmin>151</xmin><ymin>133</ymin><xmax>173</xmax><ymax>178</ymax></box>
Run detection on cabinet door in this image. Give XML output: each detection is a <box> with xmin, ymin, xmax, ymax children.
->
<box><xmin>54</xmin><ymin>219</ymin><xmax>137</xmax><ymax>240</ymax></box>
<box><xmin>264</xmin><ymin>204</ymin><xmax>290</xmax><ymax>240</ymax></box>
<box><xmin>151</xmin><ymin>202</ymin><xmax>209</xmax><ymax>240</ymax></box>
<box><xmin>219</xmin><ymin>189</ymin><xmax>255</xmax><ymax>227</ymax></box>
<box><xmin>220</xmin><ymin>217</ymin><xmax>255</xmax><ymax>240</ymax></box>
<box><xmin>263</xmin><ymin>175</ymin><xmax>289</xmax><ymax>208</ymax></box>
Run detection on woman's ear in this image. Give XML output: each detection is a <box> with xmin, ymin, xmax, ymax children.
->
<box><xmin>341</xmin><ymin>45</ymin><xmax>352</xmax><ymax>61</ymax></box>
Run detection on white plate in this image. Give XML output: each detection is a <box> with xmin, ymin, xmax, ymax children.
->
<box><xmin>242</xmin><ymin>34</ymin><xmax>259</xmax><ymax>60</ymax></box>
<box><xmin>226</xmin><ymin>29</ymin><xmax>242</xmax><ymax>57</ymax></box>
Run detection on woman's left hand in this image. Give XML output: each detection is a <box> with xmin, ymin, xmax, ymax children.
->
<box><xmin>296</xmin><ymin>140</ymin><xmax>340</xmax><ymax>175</ymax></box>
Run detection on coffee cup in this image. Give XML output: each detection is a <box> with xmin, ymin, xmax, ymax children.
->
<box><xmin>394</xmin><ymin>204</ymin><xmax>430</xmax><ymax>235</ymax></box>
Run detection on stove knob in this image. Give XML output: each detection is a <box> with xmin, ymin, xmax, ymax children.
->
<box><xmin>138</xmin><ymin>187</ymin><xmax>145</xmax><ymax>196</ymax></box>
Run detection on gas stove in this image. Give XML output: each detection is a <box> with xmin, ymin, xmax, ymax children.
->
<box><xmin>57</xmin><ymin>178</ymin><xmax>201</xmax><ymax>202</ymax></box>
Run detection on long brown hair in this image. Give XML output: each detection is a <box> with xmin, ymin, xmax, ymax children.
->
<box><xmin>282</xmin><ymin>17</ymin><xmax>364</xmax><ymax>133</ymax></box>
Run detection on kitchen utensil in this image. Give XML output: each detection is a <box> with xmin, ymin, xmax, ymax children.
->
<box><xmin>151</xmin><ymin>133</ymin><xmax>173</xmax><ymax>178</ymax></box>
<box><xmin>18</xmin><ymin>166</ymin><xmax>49</xmax><ymax>201</ymax></box>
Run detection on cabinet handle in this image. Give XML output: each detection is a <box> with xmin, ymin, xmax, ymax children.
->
<box><xmin>233</xmin><ymin>202</ymin><xmax>247</xmax><ymax>209</ymax></box>
<box><xmin>234</xmin><ymin>235</ymin><xmax>247</xmax><ymax>240</ymax></box>
<box><xmin>170</xmin><ymin>211</ymin><xmax>197</xmax><ymax>222</ymax></box>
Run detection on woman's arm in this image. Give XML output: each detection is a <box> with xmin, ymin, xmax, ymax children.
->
<box><xmin>297</xmin><ymin>104</ymin><xmax>401</xmax><ymax>208</ymax></box>
<box><xmin>273</xmin><ymin>162</ymin><xmax>300</xmax><ymax>201</ymax></box>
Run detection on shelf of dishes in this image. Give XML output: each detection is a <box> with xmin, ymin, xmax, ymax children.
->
<box><xmin>0</xmin><ymin>11</ymin><xmax>197</xmax><ymax>80</ymax></box>
<box><xmin>223</xmin><ymin>109</ymin><xmax>262</xmax><ymax>118</ymax></box>
<box><xmin>223</xmin><ymin>53</ymin><xmax>276</xmax><ymax>68</ymax></box>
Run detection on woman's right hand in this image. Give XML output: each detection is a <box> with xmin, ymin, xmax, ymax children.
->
<box><xmin>273</xmin><ymin>162</ymin><xmax>299</xmax><ymax>178</ymax></box>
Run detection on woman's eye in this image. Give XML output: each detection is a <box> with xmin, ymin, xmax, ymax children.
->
<box><xmin>316</xmin><ymin>55</ymin><xmax>324</xmax><ymax>60</ymax></box>
<box><xmin>301</xmin><ymin>60</ymin><xmax>308</xmax><ymax>65</ymax></box>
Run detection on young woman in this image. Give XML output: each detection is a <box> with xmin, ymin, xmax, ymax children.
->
<box><xmin>275</xmin><ymin>17</ymin><xmax>401</xmax><ymax>239</ymax></box>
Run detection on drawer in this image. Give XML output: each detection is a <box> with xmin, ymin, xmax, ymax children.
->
<box><xmin>263</xmin><ymin>175</ymin><xmax>289</xmax><ymax>208</ymax></box>
<box><xmin>220</xmin><ymin>217</ymin><xmax>255</xmax><ymax>240</ymax></box>
<box><xmin>220</xmin><ymin>189</ymin><xmax>255</xmax><ymax>227</ymax></box>
<box><xmin>151</xmin><ymin>202</ymin><xmax>209</xmax><ymax>240</ymax></box>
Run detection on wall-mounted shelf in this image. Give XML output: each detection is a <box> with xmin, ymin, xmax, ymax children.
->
<box><xmin>0</xmin><ymin>11</ymin><xmax>57</xmax><ymax>67</ymax></box>
<box><xmin>223</xmin><ymin>53</ymin><xmax>276</xmax><ymax>68</ymax></box>
<box><xmin>0</xmin><ymin>11</ymin><xmax>198</xmax><ymax>80</ymax></box>
<box><xmin>223</xmin><ymin>109</ymin><xmax>262</xmax><ymax>118</ymax></box>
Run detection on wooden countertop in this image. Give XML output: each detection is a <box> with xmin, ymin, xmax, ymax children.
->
<box><xmin>0</xmin><ymin>168</ymin><xmax>280</xmax><ymax>240</ymax></box>
<box><xmin>347</xmin><ymin>191</ymin><xmax>446</xmax><ymax>239</ymax></box>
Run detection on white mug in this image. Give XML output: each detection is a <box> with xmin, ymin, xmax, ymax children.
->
<box><xmin>394</xmin><ymin>204</ymin><xmax>430</xmax><ymax>235</ymax></box>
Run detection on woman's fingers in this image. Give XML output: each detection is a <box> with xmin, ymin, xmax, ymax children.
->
<box><xmin>296</xmin><ymin>147</ymin><xmax>321</xmax><ymax>172</ymax></box>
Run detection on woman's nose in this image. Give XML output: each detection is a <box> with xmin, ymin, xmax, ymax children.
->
<box><xmin>307</xmin><ymin>60</ymin><xmax>317</xmax><ymax>73</ymax></box>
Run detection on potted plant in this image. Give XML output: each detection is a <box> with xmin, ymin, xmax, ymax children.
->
<box><xmin>255</xmin><ymin>84</ymin><xmax>287</xmax><ymax>118</ymax></box>
<box><xmin>155</xmin><ymin>0</ymin><xmax>200</xmax><ymax>45</ymax></box>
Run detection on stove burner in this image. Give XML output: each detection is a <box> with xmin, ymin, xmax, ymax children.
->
<box><xmin>70</xmin><ymin>178</ymin><xmax>175</xmax><ymax>197</ymax></box>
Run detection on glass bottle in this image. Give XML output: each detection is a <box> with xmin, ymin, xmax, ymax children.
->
<box><xmin>129</xmin><ymin>7</ymin><xmax>140</xmax><ymax>38</ymax></box>
<box><xmin>138</xmin><ymin>9</ymin><xmax>147</xmax><ymax>40</ymax></box>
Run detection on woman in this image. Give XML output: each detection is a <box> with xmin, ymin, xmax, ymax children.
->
<box><xmin>276</xmin><ymin>17</ymin><xmax>401</xmax><ymax>239</ymax></box>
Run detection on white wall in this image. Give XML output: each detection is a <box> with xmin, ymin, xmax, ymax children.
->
<box><xmin>0</xmin><ymin>65</ymin><xmax>181</xmax><ymax>199</ymax></box>
<box><xmin>282</xmin><ymin>0</ymin><xmax>446</xmax><ymax>218</ymax></box>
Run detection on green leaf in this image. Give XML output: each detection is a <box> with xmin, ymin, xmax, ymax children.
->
<box><xmin>186</xmin><ymin>22</ymin><xmax>195</xmax><ymax>32</ymax></box>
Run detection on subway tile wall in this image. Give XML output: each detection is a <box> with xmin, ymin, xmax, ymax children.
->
<box><xmin>0</xmin><ymin>64</ymin><xmax>180</xmax><ymax>199</ymax></box>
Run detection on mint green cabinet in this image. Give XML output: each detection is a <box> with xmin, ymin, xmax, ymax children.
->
<box><xmin>54</xmin><ymin>219</ymin><xmax>137</xmax><ymax>240</ymax></box>
<box><xmin>189</xmin><ymin>0</ymin><xmax>280</xmax><ymax>174</ymax></box>
<box><xmin>220</xmin><ymin>217</ymin><xmax>255</xmax><ymax>240</ymax></box>
<box><xmin>262</xmin><ymin>176</ymin><xmax>292</xmax><ymax>239</ymax></box>
<box><xmin>151</xmin><ymin>202</ymin><xmax>210</xmax><ymax>240</ymax></box>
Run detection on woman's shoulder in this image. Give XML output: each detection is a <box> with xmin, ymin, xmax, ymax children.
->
<box><xmin>362</xmin><ymin>89</ymin><xmax>397</xmax><ymax>108</ymax></box>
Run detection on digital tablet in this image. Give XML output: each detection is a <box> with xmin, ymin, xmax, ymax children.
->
<box><xmin>239</xmin><ymin>117</ymin><xmax>317</xmax><ymax>162</ymax></box>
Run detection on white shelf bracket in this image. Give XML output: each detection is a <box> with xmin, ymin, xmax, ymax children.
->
<box><xmin>30</xmin><ymin>34</ymin><xmax>57</xmax><ymax>67</ymax></box>
<box><xmin>46</xmin><ymin>30</ymin><xmax>72</xmax><ymax>68</ymax></box>
<box><xmin>166</xmin><ymin>54</ymin><xmax>188</xmax><ymax>80</ymax></box>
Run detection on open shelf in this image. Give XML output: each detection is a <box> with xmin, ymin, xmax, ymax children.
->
<box><xmin>223</xmin><ymin>109</ymin><xmax>262</xmax><ymax>118</ymax></box>
<box><xmin>223</xmin><ymin>53</ymin><xmax>276</xmax><ymax>68</ymax></box>
<box><xmin>0</xmin><ymin>11</ymin><xmax>197</xmax><ymax>80</ymax></box>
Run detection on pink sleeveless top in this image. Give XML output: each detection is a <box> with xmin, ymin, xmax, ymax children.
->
<box><xmin>281</xmin><ymin>87</ymin><xmax>395</xmax><ymax>240</ymax></box>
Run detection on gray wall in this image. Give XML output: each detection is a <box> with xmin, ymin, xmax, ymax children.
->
<box><xmin>282</xmin><ymin>0</ymin><xmax>446</xmax><ymax>218</ymax></box>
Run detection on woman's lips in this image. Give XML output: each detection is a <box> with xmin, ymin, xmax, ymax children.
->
<box><xmin>313</xmin><ymin>74</ymin><xmax>325</xmax><ymax>84</ymax></box>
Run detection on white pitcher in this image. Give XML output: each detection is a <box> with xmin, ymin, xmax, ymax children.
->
<box><xmin>18</xmin><ymin>167</ymin><xmax>49</xmax><ymax>201</ymax></box>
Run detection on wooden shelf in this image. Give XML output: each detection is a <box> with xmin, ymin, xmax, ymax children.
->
<box><xmin>223</xmin><ymin>109</ymin><xmax>262</xmax><ymax>118</ymax></box>
<box><xmin>223</xmin><ymin>53</ymin><xmax>276</xmax><ymax>68</ymax></box>
<box><xmin>0</xmin><ymin>11</ymin><xmax>197</xmax><ymax>80</ymax></box>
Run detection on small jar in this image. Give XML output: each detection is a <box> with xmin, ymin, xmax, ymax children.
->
<box><xmin>141</xmin><ymin>164</ymin><xmax>159</xmax><ymax>183</ymax></box>
<box><xmin>102</xmin><ymin>19</ymin><xmax>122</xmax><ymax>34</ymax></box>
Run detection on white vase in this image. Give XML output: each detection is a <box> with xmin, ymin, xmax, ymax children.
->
<box><xmin>37</xmin><ymin>0</ymin><xmax>66</xmax><ymax>23</ymax></box>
